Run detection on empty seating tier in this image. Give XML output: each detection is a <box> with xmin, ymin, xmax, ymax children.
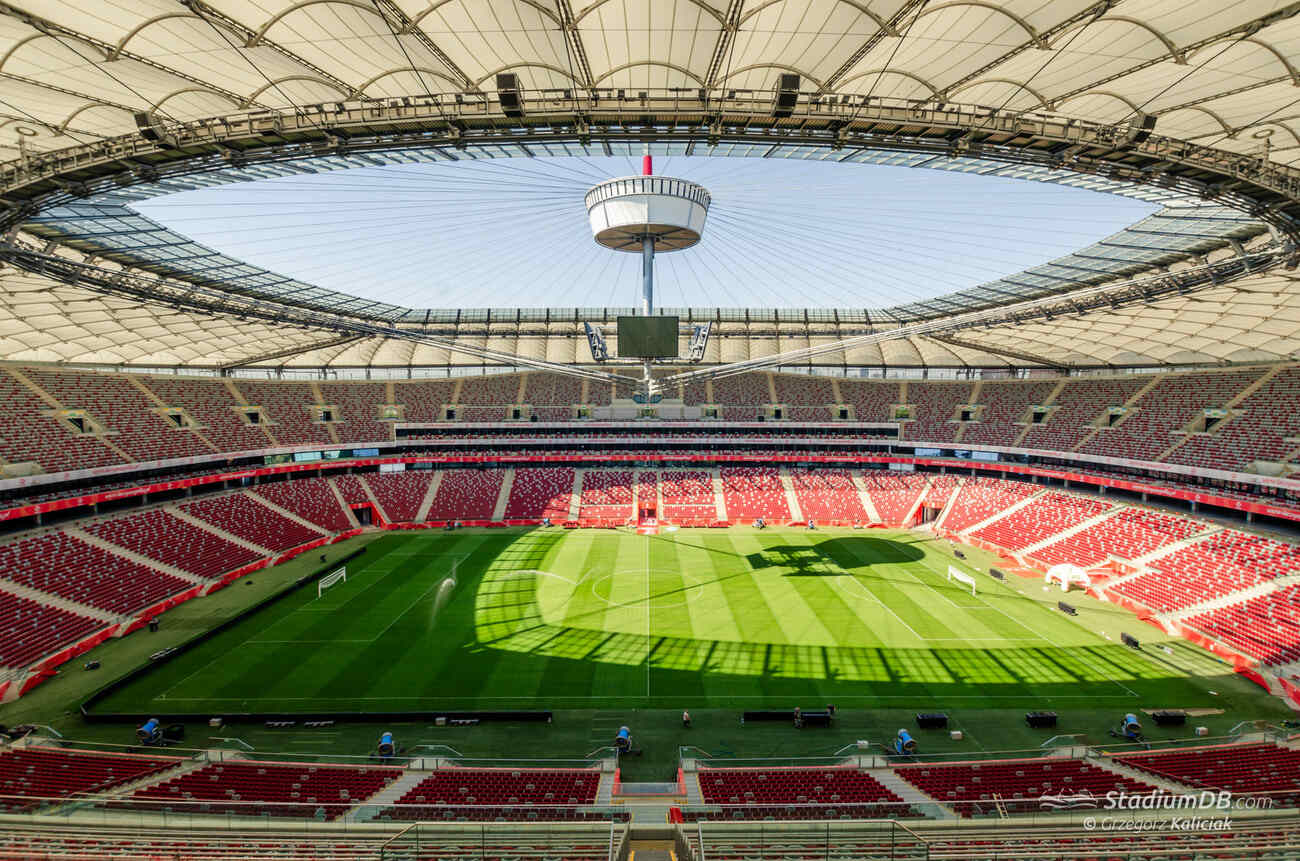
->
<box><xmin>661</xmin><ymin>470</ymin><xmax>717</xmax><ymax>523</ymax></box>
<box><xmin>941</xmin><ymin>478</ymin><xmax>1039</xmax><ymax>533</ymax></box>
<box><xmin>791</xmin><ymin>469</ymin><xmax>867</xmax><ymax>522</ymax></box>
<box><xmin>0</xmin><ymin>746</ymin><xmax>179</xmax><ymax>810</ymax></box>
<box><xmin>895</xmin><ymin>757</ymin><xmax>1154</xmax><ymax>817</ymax></box>
<box><xmin>694</xmin><ymin>766</ymin><xmax>908</xmax><ymax>820</ymax></box>
<box><xmin>252</xmin><ymin>477</ymin><xmax>353</xmax><ymax>533</ymax></box>
<box><xmin>85</xmin><ymin>509</ymin><xmax>263</xmax><ymax>579</ymax></box>
<box><xmin>860</xmin><ymin>472</ymin><xmax>928</xmax><ymax>527</ymax></box>
<box><xmin>1034</xmin><ymin>507</ymin><xmax>1201</xmax><ymax>568</ymax></box>
<box><xmin>970</xmin><ymin>491</ymin><xmax>1113</xmax><ymax>552</ymax></box>
<box><xmin>0</xmin><ymin>532</ymin><xmax>190</xmax><ymax>615</ymax></box>
<box><xmin>719</xmin><ymin>468</ymin><xmax>790</xmax><ymax>521</ymax></box>
<box><xmin>580</xmin><ymin>470</ymin><xmax>636</xmax><ymax>521</ymax></box>
<box><xmin>385</xmin><ymin>768</ymin><xmax>600</xmax><ymax>821</ymax></box>
<box><xmin>1115</xmin><ymin>743</ymin><xmax>1300</xmax><ymax>806</ymax></box>
<box><xmin>367</xmin><ymin>472</ymin><xmax>437</xmax><ymax>522</ymax></box>
<box><xmin>427</xmin><ymin>470</ymin><xmax>503</xmax><ymax>521</ymax></box>
<box><xmin>504</xmin><ymin>468</ymin><xmax>576</xmax><ymax>520</ymax></box>
<box><xmin>902</xmin><ymin>382</ymin><xmax>972</xmax><ymax>443</ymax></box>
<box><xmin>132</xmin><ymin>760</ymin><xmax>400</xmax><ymax>820</ymax></box>
<box><xmin>182</xmin><ymin>493</ymin><xmax>323</xmax><ymax>552</ymax></box>
<box><xmin>0</xmin><ymin>592</ymin><xmax>102</xmax><ymax>669</ymax></box>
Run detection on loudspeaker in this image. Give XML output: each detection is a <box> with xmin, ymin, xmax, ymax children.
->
<box><xmin>1127</xmin><ymin>112</ymin><xmax>1157</xmax><ymax>145</ymax></box>
<box><xmin>1152</xmin><ymin>710</ymin><xmax>1186</xmax><ymax>726</ymax></box>
<box><xmin>134</xmin><ymin>111</ymin><xmax>169</xmax><ymax>142</ymax></box>
<box><xmin>915</xmin><ymin>712</ymin><xmax>948</xmax><ymax>729</ymax></box>
<box><xmin>989</xmin><ymin>568</ymin><xmax>1006</xmax><ymax>581</ymax></box>
<box><xmin>496</xmin><ymin>73</ymin><xmax>524</xmax><ymax>118</ymax></box>
<box><xmin>773</xmin><ymin>73</ymin><xmax>800</xmax><ymax>118</ymax></box>
<box><xmin>1121</xmin><ymin>632</ymin><xmax>1141</xmax><ymax>649</ymax></box>
<box><xmin>1025</xmin><ymin>711</ymin><xmax>1058</xmax><ymax>728</ymax></box>
<box><xmin>1058</xmin><ymin>601</ymin><xmax>1077</xmax><ymax>616</ymax></box>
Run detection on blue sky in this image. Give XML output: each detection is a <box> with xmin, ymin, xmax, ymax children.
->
<box><xmin>133</xmin><ymin>156</ymin><xmax>1158</xmax><ymax>310</ymax></box>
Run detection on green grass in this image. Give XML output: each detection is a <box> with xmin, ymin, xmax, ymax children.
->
<box><xmin>90</xmin><ymin>527</ymin><xmax>1273</xmax><ymax>718</ymax></box>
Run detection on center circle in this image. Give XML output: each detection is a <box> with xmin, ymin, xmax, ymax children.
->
<box><xmin>589</xmin><ymin>567</ymin><xmax>706</xmax><ymax>608</ymax></box>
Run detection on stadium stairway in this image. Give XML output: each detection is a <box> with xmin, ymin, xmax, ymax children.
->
<box><xmin>245</xmin><ymin>494</ymin><xmax>330</xmax><ymax>538</ymax></box>
<box><xmin>1162</xmin><ymin>569</ymin><xmax>1300</xmax><ymax>623</ymax></box>
<box><xmin>568</xmin><ymin>470</ymin><xmax>585</xmax><ymax>521</ymax></box>
<box><xmin>930</xmin><ymin>478</ymin><xmax>963</xmax><ymax>531</ymax></box>
<box><xmin>66</xmin><ymin>525</ymin><xmax>204</xmax><ymax>585</ymax></box>
<box><xmin>710</xmin><ymin>469</ymin><xmax>727</xmax><ymax>521</ymax></box>
<box><xmin>595</xmin><ymin>771</ymin><xmax>616</xmax><ymax>806</ymax></box>
<box><xmin>870</xmin><ymin>768</ymin><xmax>958</xmax><ymax>819</ymax></box>
<box><xmin>777</xmin><ymin>468</ymin><xmax>804</xmax><ymax>521</ymax></box>
<box><xmin>354</xmin><ymin>476</ymin><xmax>390</xmax><ymax>523</ymax></box>
<box><xmin>0</xmin><ymin>574</ymin><xmax>115</xmax><ymax>622</ymax></box>
<box><xmin>491</xmin><ymin>469</ymin><xmax>515</xmax><ymax>520</ymax></box>
<box><xmin>1089</xmin><ymin>754</ymin><xmax>1196</xmax><ymax>795</ymax></box>
<box><xmin>849</xmin><ymin>472</ymin><xmax>883</xmax><ymax>522</ymax></box>
<box><xmin>342</xmin><ymin>768</ymin><xmax>427</xmax><ymax>823</ymax></box>
<box><xmin>1017</xmin><ymin>505</ymin><xmax>1125</xmax><ymax>559</ymax></box>
<box><xmin>954</xmin><ymin>487</ymin><xmax>1047</xmax><ymax>535</ymax></box>
<box><xmin>325</xmin><ymin>478</ymin><xmax>361</xmax><ymax>529</ymax></box>
<box><xmin>900</xmin><ymin>475</ymin><xmax>933</xmax><ymax>527</ymax></box>
<box><xmin>167</xmin><ymin>504</ymin><xmax>275</xmax><ymax>556</ymax></box>
<box><xmin>415</xmin><ymin>471</ymin><xmax>444</xmax><ymax>522</ymax></box>
<box><xmin>1122</xmin><ymin>525</ymin><xmax>1223</xmax><ymax>571</ymax></box>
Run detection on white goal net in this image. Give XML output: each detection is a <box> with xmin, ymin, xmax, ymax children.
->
<box><xmin>318</xmin><ymin>567</ymin><xmax>347</xmax><ymax>598</ymax></box>
<box><xmin>947</xmin><ymin>565</ymin><xmax>976</xmax><ymax>597</ymax></box>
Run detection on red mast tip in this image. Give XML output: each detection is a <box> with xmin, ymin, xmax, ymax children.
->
<box><xmin>642</xmin><ymin>154</ymin><xmax>653</xmax><ymax>176</ymax></box>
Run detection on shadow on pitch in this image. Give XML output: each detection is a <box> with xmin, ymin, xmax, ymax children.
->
<box><xmin>749</xmin><ymin>537</ymin><xmax>924</xmax><ymax>575</ymax></box>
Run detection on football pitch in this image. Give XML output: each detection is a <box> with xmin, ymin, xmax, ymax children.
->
<box><xmin>94</xmin><ymin>528</ymin><xmax>1246</xmax><ymax>716</ymax></box>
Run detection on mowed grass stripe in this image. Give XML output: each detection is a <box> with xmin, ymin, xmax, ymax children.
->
<box><xmin>671</xmin><ymin>533</ymin><xmax>745</xmax><ymax>645</ymax></box>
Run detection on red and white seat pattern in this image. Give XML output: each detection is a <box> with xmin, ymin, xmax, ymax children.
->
<box><xmin>252</xmin><ymin>477</ymin><xmax>353</xmax><ymax>533</ymax></box>
<box><xmin>318</xmin><ymin>383</ymin><xmax>391</xmax><ymax>445</ymax></box>
<box><xmin>970</xmin><ymin>492</ymin><xmax>1113</xmax><ymax>552</ymax></box>
<box><xmin>773</xmin><ymin>375</ymin><xmax>833</xmax><ymax>421</ymax></box>
<box><xmin>901</xmin><ymin>382</ymin><xmax>972</xmax><ymax>443</ymax></box>
<box><xmin>660</xmin><ymin>471</ymin><xmax>717</xmax><ymax>523</ymax></box>
<box><xmin>367</xmin><ymin>471</ymin><xmax>437</xmax><ymax>522</ymax></box>
<box><xmin>941</xmin><ymin>478</ymin><xmax>1039</xmax><ymax>533</ymax></box>
<box><xmin>85</xmin><ymin>509</ymin><xmax>262</xmax><ymax>580</ymax></box>
<box><xmin>427</xmin><ymin>469</ymin><xmax>504</xmax><ymax>520</ymax></box>
<box><xmin>579</xmin><ymin>470</ymin><xmax>635</xmax><ymax>520</ymax></box>
<box><xmin>1115</xmin><ymin>743</ymin><xmax>1300</xmax><ymax>806</ymax></box>
<box><xmin>0</xmin><ymin>747</ymin><xmax>179</xmax><ymax>810</ymax></box>
<box><xmin>791</xmin><ymin>469</ymin><xmax>867</xmax><ymax>522</ymax></box>
<box><xmin>458</xmin><ymin>374</ymin><xmax>519</xmax><ymax>406</ymax></box>
<box><xmin>1020</xmin><ymin>376</ymin><xmax>1149</xmax><ymax>452</ymax></box>
<box><xmin>961</xmin><ymin>381</ymin><xmax>1057</xmax><ymax>447</ymax></box>
<box><xmin>392</xmin><ymin>380</ymin><xmax>455</xmax><ymax>422</ymax></box>
<box><xmin>504</xmin><ymin>468</ymin><xmax>575</xmax><ymax>520</ymax></box>
<box><xmin>1112</xmin><ymin>529</ymin><xmax>1300</xmax><ymax>614</ymax></box>
<box><xmin>895</xmin><ymin>757</ymin><xmax>1155</xmax><ymax>817</ymax></box>
<box><xmin>1034</xmin><ymin>507</ymin><xmax>1200</xmax><ymax>568</ymax></box>
<box><xmin>838</xmin><ymin>379</ymin><xmax>900</xmax><ymax>423</ymax></box>
<box><xmin>181</xmin><ymin>493</ymin><xmax>324</xmax><ymax>552</ymax></box>
<box><xmin>1164</xmin><ymin>366</ymin><xmax>1300</xmax><ymax>470</ymax></box>
<box><xmin>0</xmin><ymin>532</ymin><xmax>191</xmax><ymax>615</ymax></box>
<box><xmin>0</xmin><ymin>370</ymin><xmax>123</xmax><ymax>473</ymax></box>
<box><xmin>132</xmin><ymin>760</ymin><xmax>400</xmax><ymax>820</ymax></box>
<box><xmin>235</xmin><ymin>381</ymin><xmax>333</xmax><ymax>446</ymax></box>
<box><xmin>713</xmin><ymin>375</ymin><xmax>768</xmax><ymax>421</ymax></box>
<box><xmin>923</xmin><ymin>474</ymin><xmax>961</xmax><ymax>509</ymax></box>
<box><xmin>860</xmin><ymin>472</ymin><xmax>927</xmax><ymax>527</ymax></box>
<box><xmin>693</xmin><ymin>766</ymin><xmax>908</xmax><ymax>820</ymax></box>
<box><xmin>1078</xmin><ymin>369</ymin><xmax>1263</xmax><ymax>462</ymax></box>
<box><xmin>719</xmin><ymin>467</ymin><xmax>790</xmax><ymax>520</ymax></box>
<box><xmin>22</xmin><ymin>367</ymin><xmax>212</xmax><ymax>463</ymax></box>
<box><xmin>523</xmin><ymin>372</ymin><xmax>583</xmax><ymax>407</ymax></box>
<box><xmin>143</xmin><ymin>376</ymin><xmax>269</xmax><ymax>454</ymax></box>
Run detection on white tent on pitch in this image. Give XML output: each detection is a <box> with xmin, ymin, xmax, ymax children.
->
<box><xmin>1046</xmin><ymin>563</ymin><xmax>1091</xmax><ymax>592</ymax></box>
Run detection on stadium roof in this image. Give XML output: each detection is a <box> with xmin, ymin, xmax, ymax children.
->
<box><xmin>0</xmin><ymin>0</ymin><xmax>1299</xmax><ymax>372</ymax></box>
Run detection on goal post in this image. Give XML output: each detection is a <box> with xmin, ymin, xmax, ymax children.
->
<box><xmin>317</xmin><ymin>567</ymin><xmax>347</xmax><ymax>598</ymax></box>
<box><xmin>947</xmin><ymin>565</ymin><xmax>976</xmax><ymax>597</ymax></box>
